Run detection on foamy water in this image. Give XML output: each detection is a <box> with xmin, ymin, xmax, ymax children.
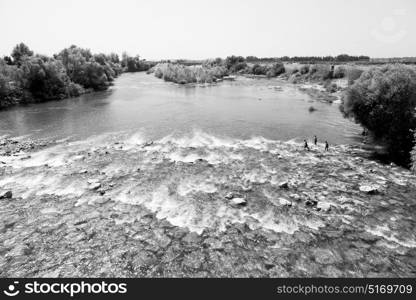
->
<box><xmin>1</xmin><ymin>130</ymin><xmax>415</xmax><ymax>248</ymax></box>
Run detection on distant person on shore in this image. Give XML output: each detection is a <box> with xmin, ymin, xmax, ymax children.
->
<box><xmin>304</xmin><ymin>139</ymin><xmax>310</xmax><ymax>151</ymax></box>
<box><xmin>314</xmin><ymin>135</ymin><xmax>317</xmax><ymax>145</ymax></box>
<box><xmin>325</xmin><ymin>141</ymin><xmax>329</xmax><ymax>151</ymax></box>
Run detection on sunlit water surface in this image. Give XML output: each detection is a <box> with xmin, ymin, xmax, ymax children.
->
<box><xmin>0</xmin><ymin>73</ymin><xmax>362</xmax><ymax>144</ymax></box>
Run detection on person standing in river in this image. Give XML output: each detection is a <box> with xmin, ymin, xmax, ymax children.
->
<box><xmin>314</xmin><ymin>135</ymin><xmax>317</xmax><ymax>145</ymax></box>
<box><xmin>304</xmin><ymin>139</ymin><xmax>310</xmax><ymax>151</ymax></box>
<box><xmin>325</xmin><ymin>141</ymin><xmax>329</xmax><ymax>151</ymax></box>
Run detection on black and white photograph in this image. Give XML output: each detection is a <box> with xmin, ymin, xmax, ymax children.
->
<box><xmin>0</xmin><ymin>0</ymin><xmax>416</xmax><ymax>294</ymax></box>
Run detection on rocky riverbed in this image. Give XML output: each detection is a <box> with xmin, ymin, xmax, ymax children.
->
<box><xmin>1</xmin><ymin>132</ymin><xmax>416</xmax><ymax>277</ymax></box>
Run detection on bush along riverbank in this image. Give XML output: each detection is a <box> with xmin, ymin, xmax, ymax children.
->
<box><xmin>150</xmin><ymin>62</ymin><xmax>228</xmax><ymax>84</ymax></box>
<box><xmin>0</xmin><ymin>43</ymin><xmax>152</xmax><ymax>109</ymax></box>
<box><xmin>340</xmin><ymin>64</ymin><xmax>416</xmax><ymax>169</ymax></box>
<box><xmin>149</xmin><ymin>56</ymin><xmax>286</xmax><ymax>85</ymax></box>
<box><xmin>1</xmin><ymin>133</ymin><xmax>416</xmax><ymax>276</ymax></box>
<box><xmin>149</xmin><ymin>56</ymin><xmax>363</xmax><ymax>100</ymax></box>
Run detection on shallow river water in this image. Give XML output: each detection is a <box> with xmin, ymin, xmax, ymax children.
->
<box><xmin>0</xmin><ymin>73</ymin><xmax>362</xmax><ymax>144</ymax></box>
<box><xmin>1</xmin><ymin>73</ymin><xmax>415</xmax><ymax>277</ymax></box>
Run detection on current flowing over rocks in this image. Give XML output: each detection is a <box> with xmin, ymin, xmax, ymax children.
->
<box><xmin>0</xmin><ymin>131</ymin><xmax>416</xmax><ymax>277</ymax></box>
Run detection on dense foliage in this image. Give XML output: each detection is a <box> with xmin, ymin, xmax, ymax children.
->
<box><xmin>225</xmin><ymin>55</ymin><xmax>247</xmax><ymax>73</ymax></box>
<box><xmin>121</xmin><ymin>52</ymin><xmax>155</xmax><ymax>72</ymax></box>
<box><xmin>0</xmin><ymin>43</ymin><xmax>150</xmax><ymax>108</ymax></box>
<box><xmin>341</xmin><ymin>64</ymin><xmax>416</xmax><ymax>166</ymax></box>
<box><xmin>247</xmin><ymin>62</ymin><xmax>285</xmax><ymax>77</ymax></box>
<box><xmin>153</xmin><ymin>63</ymin><xmax>227</xmax><ymax>84</ymax></box>
<box><xmin>55</xmin><ymin>45</ymin><xmax>122</xmax><ymax>91</ymax></box>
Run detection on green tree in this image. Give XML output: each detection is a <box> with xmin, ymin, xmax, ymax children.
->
<box><xmin>341</xmin><ymin>64</ymin><xmax>416</xmax><ymax>166</ymax></box>
<box><xmin>11</xmin><ymin>43</ymin><xmax>34</xmax><ymax>65</ymax></box>
<box><xmin>20</xmin><ymin>56</ymin><xmax>70</xmax><ymax>100</ymax></box>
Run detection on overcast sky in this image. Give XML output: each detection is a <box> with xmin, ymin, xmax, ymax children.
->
<box><xmin>1</xmin><ymin>0</ymin><xmax>415</xmax><ymax>60</ymax></box>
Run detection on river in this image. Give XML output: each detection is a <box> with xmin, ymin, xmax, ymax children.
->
<box><xmin>0</xmin><ymin>72</ymin><xmax>362</xmax><ymax>144</ymax></box>
<box><xmin>4</xmin><ymin>73</ymin><xmax>415</xmax><ymax>277</ymax></box>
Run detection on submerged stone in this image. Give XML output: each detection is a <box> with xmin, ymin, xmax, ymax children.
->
<box><xmin>359</xmin><ymin>184</ymin><xmax>380</xmax><ymax>194</ymax></box>
<box><xmin>0</xmin><ymin>190</ymin><xmax>12</xmax><ymax>199</ymax></box>
<box><xmin>278</xmin><ymin>181</ymin><xmax>289</xmax><ymax>189</ymax></box>
<box><xmin>279</xmin><ymin>198</ymin><xmax>292</xmax><ymax>207</ymax></box>
<box><xmin>317</xmin><ymin>201</ymin><xmax>331</xmax><ymax>212</ymax></box>
<box><xmin>230</xmin><ymin>197</ymin><xmax>247</xmax><ymax>206</ymax></box>
<box><xmin>313</xmin><ymin>248</ymin><xmax>342</xmax><ymax>265</ymax></box>
<box><xmin>88</xmin><ymin>182</ymin><xmax>101</xmax><ymax>190</ymax></box>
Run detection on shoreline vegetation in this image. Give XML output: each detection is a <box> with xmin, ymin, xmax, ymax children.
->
<box><xmin>0</xmin><ymin>43</ymin><xmax>154</xmax><ymax>109</ymax></box>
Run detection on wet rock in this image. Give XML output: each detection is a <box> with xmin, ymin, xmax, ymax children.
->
<box><xmin>225</xmin><ymin>192</ymin><xmax>235</xmax><ymax>200</ymax></box>
<box><xmin>204</xmin><ymin>238</ymin><xmax>224</xmax><ymax>250</ymax></box>
<box><xmin>155</xmin><ymin>231</ymin><xmax>172</xmax><ymax>248</ymax></box>
<box><xmin>241</xmin><ymin>185</ymin><xmax>253</xmax><ymax>192</ymax></box>
<box><xmin>317</xmin><ymin>201</ymin><xmax>331</xmax><ymax>212</ymax></box>
<box><xmin>313</xmin><ymin>248</ymin><xmax>342</xmax><ymax>265</ymax></box>
<box><xmin>182</xmin><ymin>232</ymin><xmax>201</xmax><ymax>245</ymax></box>
<box><xmin>88</xmin><ymin>182</ymin><xmax>101</xmax><ymax>190</ymax></box>
<box><xmin>289</xmin><ymin>193</ymin><xmax>301</xmax><ymax>201</ymax></box>
<box><xmin>358</xmin><ymin>232</ymin><xmax>380</xmax><ymax>242</ymax></box>
<box><xmin>305</xmin><ymin>199</ymin><xmax>317</xmax><ymax>207</ymax></box>
<box><xmin>0</xmin><ymin>190</ymin><xmax>12</xmax><ymax>199</ymax></box>
<box><xmin>170</xmin><ymin>227</ymin><xmax>188</xmax><ymax>240</ymax></box>
<box><xmin>322</xmin><ymin>265</ymin><xmax>343</xmax><ymax>277</ymax></box>
<box><xmin>7</xmin><ymin>244</ymin><xmax>33</xmax><ymax>258</ymax></box>
<box><xmin>278</xmin><ymin>181</ymin><xmax>289</xmax><ymax>189</ymax></box>
<box><xmin>182</xmin><ymin>251</ymin><xmax>204</xmax><ymax>269</ymax></box>
<box><xmin>142</xmin><ymin>141</ymin><xmax>154</xmax><ymax>147</ymax></box>
<box><xmin>359</xmin><ymin>184</ymin><xmax>380</xmax><ymax>194</ymax></box>
<box><xmin>279</xmin><ymin>198</ymin><xmax>292</xmax><ymax>207</ymax></box>
<box><xmin>95</xmin><ymin>197</ymin><xmax>111</xmax><ymax>205</ymax></box>
<box><xmin>268</xmin><ymin>265</ymin><xmax>290</xmax><ymax>277</ymax></box>
<box><xmin>344</xmin><ymin>249</ymin><xmax>364</xmax><ymax>261</ymax></box>
<box><xmin>230</xmin><ymin>197</ymin><xmax>247</xmax><ymax>207</ymax></box>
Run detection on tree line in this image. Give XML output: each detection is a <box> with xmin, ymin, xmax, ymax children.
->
<box><xmin>246</xmin><ymin>54</ymin><xmax>370</xmax><ymax>63</ymax></box>
<box><xmin>0</xmin><ymin>43</ymin><xmax>152</xmax><ymax>108</ymax></box>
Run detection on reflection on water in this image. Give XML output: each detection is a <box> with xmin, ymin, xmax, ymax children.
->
<box><xmin>0</xmin><ymin>73</ymin><xmax>362</xmax><ymax>144</ymax></box>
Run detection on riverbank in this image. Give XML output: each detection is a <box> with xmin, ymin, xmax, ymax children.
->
<box><xmin>1</xmin><ymin>133</ymin><xmax>415</xmax><ymax>277</ymax></box>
